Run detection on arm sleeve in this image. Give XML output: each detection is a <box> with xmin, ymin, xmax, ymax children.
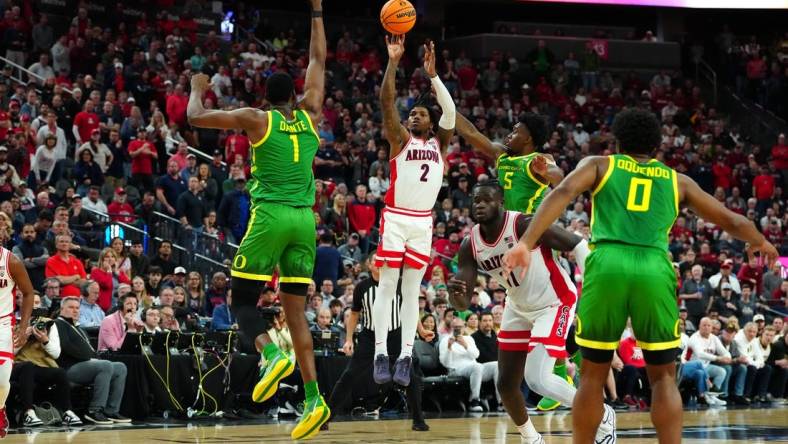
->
<box><xmin>465</xmin><ymin>335</ymin><xmax>480</xmax><ymax>360</ymax></box>
<box><xmin>430</xmin><ymin>75</ymin><xmax>455</xmax><ymax>130</ymax></box>
<box><xmin>44</xmin><ymin>323</ymin><xmax>61</xmax><ymax>359</ymax></box>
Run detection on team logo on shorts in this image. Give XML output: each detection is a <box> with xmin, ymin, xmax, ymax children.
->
<box><xmin>556</xmin><ymin>305</ymin><xmax>571</xmax><ymax>338</ymax></box>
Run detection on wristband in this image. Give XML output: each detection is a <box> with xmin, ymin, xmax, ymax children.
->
<box><xmin>311</xmin><ymin>10</ymin><xmax>322</xmax><ymax>17</ymax></box>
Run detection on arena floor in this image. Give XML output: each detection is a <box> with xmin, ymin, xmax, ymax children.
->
<box><xmin>4</xmin><ymin>406</ymin><xmax>787</xmax><ymax>443</ymax></box>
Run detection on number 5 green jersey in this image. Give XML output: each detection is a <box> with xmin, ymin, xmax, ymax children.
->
<box><xmin>249</xmin><ymin>109</ymin><xmax>319</xmax><ymax>207</ymax></box>
<box><xmin>590</xmin><ymin>154</ymin><xmax>679</xmax><ymax>250</ymax></box>
<box><xmin>496</xmin><ymin>152</ymin><xmax>548</xmax><ymax>214</ymax></box>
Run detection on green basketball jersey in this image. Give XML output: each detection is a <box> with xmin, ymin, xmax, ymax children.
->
<box><xmin>249</xmin><ymin>109</ymin><xmax>318</xmax><ymax>207</ymax></box>
<box><xmin>496</xmin><ymin>152</ymin><xmax>548</xmax><ymax>214</ymax></box>
<box><xmin>590</xmin><ymin>154</ymin><xmax>679</xmax><ymax>250</ymax></box>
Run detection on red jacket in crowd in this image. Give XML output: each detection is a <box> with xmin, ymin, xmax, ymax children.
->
<box><xmin>618</xmin><ymin>336</ymin><xmax>646</xmax><ymax>368</ymax></box>
<box><xmin>347</xmin><ymin>198</ymin><xmax>376</xmax><ymax>236</ymax></box>
<box><xmin>91</xmin><ymin>267</ymin><xmax>131</xmax><ymax>312</ymax></box>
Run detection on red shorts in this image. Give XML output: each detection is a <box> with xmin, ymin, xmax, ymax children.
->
<box><xmin>497</xmin><ymin>295</ymin><xmax>577</xmax><ymax>358</ymax></box>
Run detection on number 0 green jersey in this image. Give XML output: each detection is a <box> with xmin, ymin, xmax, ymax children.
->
<box><xmin>590</xmin><ymin>154</ymin><xmax>679</xmax><ymax>250</ymax></box>
<box><xmin>496</xmin><ymin>152</ymin><xmax>548</xmax><ymax>214</ymax></box>
<box><xmin>249</xmin><ymin>109</ymin><xmax>318</xmax><ymax>207</ymax></box>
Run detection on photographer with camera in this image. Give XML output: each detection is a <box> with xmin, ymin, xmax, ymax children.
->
<box><xmin>439</xmin><ymin>316</ymin><xmax>499</xmax><ymax>413</ymax></box>
<box><xmin>14</xmin><ymin>293</ymin><xmax>83</xmax><ymax>427</ymax></box>
<box><xmin>98</xmin><ymin>293</ymin><xmax>144</xmax><ymax>351</ymax></box>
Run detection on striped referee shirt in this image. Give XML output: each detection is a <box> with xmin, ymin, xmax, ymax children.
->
<box><xmin>353</xmin><ymin>277</ymin><xmax>401</xmax><ymax>332</ymax></box>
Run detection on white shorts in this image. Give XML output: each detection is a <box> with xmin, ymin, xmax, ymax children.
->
<box><xmin>0</xmin><ymin>317</ymin><xmax>13</xmax><ymax>363</ymax></box>
<box><xmin>374</xmin><ymin>206</ymin><xmax>433</xmax><ymax>269</ymax></box>
<box><xmin>497</xmin><ymin>295</ymin><xmax>577</xmax><ymax>358</ymax></box>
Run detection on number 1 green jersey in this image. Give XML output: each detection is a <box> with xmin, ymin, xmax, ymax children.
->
<box><xmin>249</xmin><ymin>109</ymin><xmax>318</xmax><ymax>208</ymax></box>
<box><xmin>590</xmin><ymin>154</ymin><xmax>679</xmax><ymax>250</ymax></box>
<box><xmin>496</xmin><ymin>152</ymin><xmax>548</xmax><ymax>214</ymax></box>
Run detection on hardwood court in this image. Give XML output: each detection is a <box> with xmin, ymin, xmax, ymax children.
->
<box><xmin>4</xmin><ymin>407</ymin><xmax>787</xmax><ymax>443</ymax></box>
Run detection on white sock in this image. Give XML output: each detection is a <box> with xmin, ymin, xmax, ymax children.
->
<box><xmin>524</xmin><ymin>344</ymin><xmax>576</xmax><ymax>406</ymax></box>
<box><xmin>0</xmin><ymin>360</ymin><xmax>11</xmax><ymax>408</ymax></box>
<box><xmin>516</xmin><ymin>418</ymin><xmax>539</xmax><ymax>438</ymax></box>
<box><xmin>398</xmin><ymin>266</ymin><xmax>426</xmax><ymax>359</ymax></box>
<box><xmin>372</xmin><ymin>266</ymin><xmax>401</xmax><ymax>356</ymax></box>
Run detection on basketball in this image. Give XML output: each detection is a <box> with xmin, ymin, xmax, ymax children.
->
<box><xmin>380</xmin><ymin>0</ymin><xmax>417</xmax><ymax>35</ymax></box>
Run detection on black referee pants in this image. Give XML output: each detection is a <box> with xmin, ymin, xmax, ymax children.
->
<box><xmin>328</xmin><ymin>328</ymin><xmax>425</xmax><ymax>423</ymax></box>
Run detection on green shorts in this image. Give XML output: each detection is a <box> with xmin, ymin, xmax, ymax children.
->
<box><xmin>576</xmin><ymin>242</ymin><xmax>680</xmax><ymax>353</ymax></box>
<box><xmin>230</xmin><ymin>202</ymin><xmax>315</xmax><ymax>284</ymax></box>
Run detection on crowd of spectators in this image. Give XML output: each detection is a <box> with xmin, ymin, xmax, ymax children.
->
<box><xmin>0</xmin><ymin>0</ymin><xmax>785</xmax><ymax>424</ymax></box>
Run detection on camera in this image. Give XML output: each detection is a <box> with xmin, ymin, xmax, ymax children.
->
<box><xmin>260</xmin><ymin>306</ymin><xmax>281</xmax><ymax>319</ymax></box>
<box><xmin>452</xmin><ymin>326</ymin><xmax>462</xmax><ymax>338</ymax></box>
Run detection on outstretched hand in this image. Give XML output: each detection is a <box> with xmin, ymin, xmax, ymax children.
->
<box><xmin>747</xmin><ymin>240</ymin><xmax>779</xmax><ymax>269</ymax></box>
<box><xmin>423</xmin><ymin>40</ymin><xmax>436</xmax><ymax>78</ymax></box>
<box><xmin>190</xmin><ymin>73</ymin><xmax>212</xmax><ymax>93</ymax></box>
<box><xmin>502</xmin><ymin>243</ymin><xmax>531</xmax><ymax>281</ymax></box>
<box><xmin>385</xmin><ymin>34</ymin><xmax>406</xmax><ymax>62</ymax></box>
<box><xmin>531</xmin><ymin>155</ymin><xmax>549</xmax><ymax>177</ymax></box>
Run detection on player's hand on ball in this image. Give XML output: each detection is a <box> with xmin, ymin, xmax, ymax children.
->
<box><xmin>503</xmin><ymin>242</ymin><xmax>531</xmax><ymax>280</ymax></box>
<box><xmin>190</xmin><ymin>73</ymin><xmax>211</xmax><ymax>93</ymax></box>
<box><xmin>423</xmin><ymin>40</ymin><xmax>437</xmax><ymax>78</ymax></box>
<box><xmin>385</xmin><ymin>34</ymin><xmax>406</xmax><ymax>61</ymax></box>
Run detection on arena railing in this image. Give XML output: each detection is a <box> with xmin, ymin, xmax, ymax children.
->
<box><xmin>165</xmin><ymin>136</ymin><xmax>226</xmax><ymax>167</ymax></box>
<box><xmin>81</xmin><ymin>207</ymin><xmax>231</xmax><ymax>278</ymax></box>
<box><xmin>0</xmin><ymin>54</ymin><xmax>74</xmax><ymax>95</ymax></box>
<box><xmin>151</xmin><ymin>210</ymin><xmax>239</xmax><ymax>263</ymax></box>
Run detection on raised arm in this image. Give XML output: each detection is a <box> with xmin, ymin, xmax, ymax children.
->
<box><xmin>679</xmin><ymin>174</ymin><xmax>778</xmax><ymax>264</ymax></box>
<box><xmin>187</xmin><ymin>73</ymin><xmax>267</xmax><ymax>143</ymax></box>
<box><xmin>455</xmin><ymin>113</ymin><xmax>504</xmax><ymax>159</ymax></box>
<box><xmin>503</xmin><ymin>156</ymin><xmax>604</xmax><ymax>277</ymax></box>
<box><xmin>300</xmin><ymin>0</ymin><xmax>326</xmax><ymax>121</ymax></box>
<box><xmin>515</xmin><ymin>214</ymin><xmax>582</xmax><ymax>251</ymax></box>
<box><xmin>447</xmin><ymin>237</ymin><xmax>478</xmax><ymax>311</ymax></box>
<box><xmin>381</xmin><ymin>34</ymin><xmax>410</xmax><ymax>158</ymax></box>
<box><xmin>423</xmin><ymin>40</ymin><xmax>455</xmax><ymax>151</ymax></box>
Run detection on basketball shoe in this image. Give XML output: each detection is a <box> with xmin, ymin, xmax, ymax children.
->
<box><xmin>252</xmin><ymin>349</ymin><xmax>295</xmax><ymax>403</ymax></box>
<box><xmin>290</xmin><ymin>395</ymin><xmax>330</xmax><ymax>440</ymax></box>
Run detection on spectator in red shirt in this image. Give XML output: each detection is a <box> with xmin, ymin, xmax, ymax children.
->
<box><xmin>127</xmin><ymin>128</ymin><xmax>158</xmax><ymax>193</ymax></box>
<box><xmin>90</xmin><ymin>247</ymin><xmax>131</xmax><ymax>312</ymax></box>
<box><xmin>712</xmin><ymin>157</ymin><xmax>732</xmax><ymax>191</ymax></box>
<box><xmin>616</xmin><ymin>334</ymin><xmax>649</xmax><ymax>406</ymax></box>
<box><xmin>772</xmin><ymin>133</ymin><xmax>788</xmax><ymax>172</ymax></box>
<box><xmin>457</xmin><ymin>64</ymin><xmax>478</xmax><ymax>92</ymax></box>
<box><xmin>45</xmin><ymin>233</ymin><xmax>87</xmax><ymax>297</ymax></box>
<box><xmin>347</xmin><ymin>184</ymin><xmax>376</xmax><ymax>253</ymax></box>
<box><xmin>736</xmin><ymin>255</ymin><xmax>765</xmax><ymax>293</ymax></box>
<box><xmin>72</xmin><ymin>99</ymin><xmax>99</xmax><ymax>146</ymax></box>
<box><xmin>225</xmin><ymin>131</ymin><xmax>250</xmax><ymax>165</ymax></box>
<box><xmin>165</xmin><ymin>84</ymin><xmax>189</xmax><ymax>128</ymax></box>
<box><xmin>752</xmin><ymin>166</ymin><xmax>775</xmax><ymax>213</ymax></box>
<box><xmin>107</xmin><ymin>188</ymin><xmax>135</xmax><ymax>224</ymax></box>
<box><xmin>763</xmin><ymin>218</ymin><xmax>783</xmax><ymax>247</ymax></box>
<box><xmin>433</xmin><ymin>230</ymin><xmax>461</xmax><ymax>261</ymax></box>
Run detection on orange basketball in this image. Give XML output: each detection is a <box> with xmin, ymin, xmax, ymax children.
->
<box><xmin>380</xmin><ymin>0</ymin><xmax>417</xmax><ymax>35</ymax></box>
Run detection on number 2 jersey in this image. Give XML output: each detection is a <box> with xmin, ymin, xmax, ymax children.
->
<box><xmin>591</xmin><ymin>154</ymin><xmax>679</xmax><ymax>250</ymax></box>
<box><xmin>470</xmin><ymin>210</ymin><xmax>577</xmax><ymax>311</ymax></box>
<box><xmin>385</xmin><ymin>136</ymin><xmax>444</xmax><ymax>212</ymax></box>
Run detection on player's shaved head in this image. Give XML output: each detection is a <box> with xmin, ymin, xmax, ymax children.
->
<box><xmin>473</xmin><ymin>180</ymin><xmax>504</xmax><ymax>200</ymax></box>
<box><xmin>265</xmin><ymin>72</ymin><xmax>295</xmax><ymax>105</ymax></box>
<box><xmin>472</xmin><ymin>181</ymin><xmax>504</xmax><ymax>224</ymax></box>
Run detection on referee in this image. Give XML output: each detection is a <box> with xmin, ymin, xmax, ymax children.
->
<box><xmin>326</xmin><ymin>254</ymin><xmax>430</xmax><ymax>431</ymax></box>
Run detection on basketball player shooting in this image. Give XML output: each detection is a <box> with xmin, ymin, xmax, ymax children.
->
<box><xmin>447</xmin><ymin>182</ymin><xmax>614</xmax><ymax>444</ymax></box>
<box><xmin>187</xmin><ymin>0</ymin><xmax>330</xmax><ymax>440</ymax></box>
<box><xmin>372</xmin><ymin>35</ymin><xmax>455</xmax><ymax>387</ymax></box>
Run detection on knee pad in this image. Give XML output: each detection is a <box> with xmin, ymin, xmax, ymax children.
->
<box><xmin>280</xmin><ymin>283</ymin><xmax>308</xmax><ymax>296</ymax></box>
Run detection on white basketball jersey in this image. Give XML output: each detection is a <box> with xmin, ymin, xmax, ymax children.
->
<box><xmin>0</xmin><ymin>248</ymin><xmax>16</xmax><ymax>319</ymax></box>
<box><xmin>385</xmin><ymin>136</ymin><xmax>444</xmax><ymax>212</ymax></box>
<box><xmin>470</xmin><ymin>211</ymin><xmax>577</xmax><ymax>311</ymax></box>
